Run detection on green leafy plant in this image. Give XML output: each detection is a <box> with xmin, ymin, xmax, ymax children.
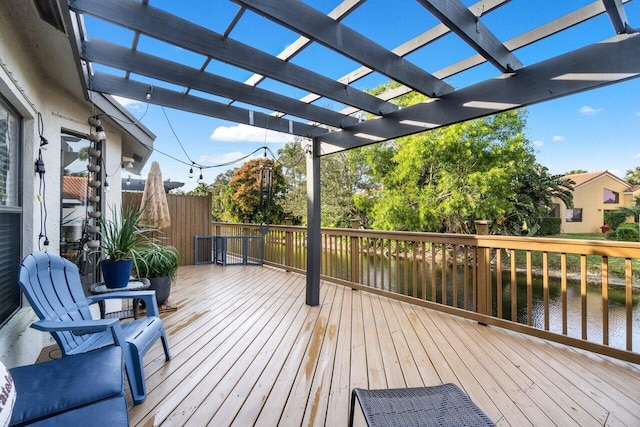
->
<box><xmin>99</xmin><ymin>205</ymin><xmax>154</xmax><ymax>270</ymax></box>
<box><xmin>136</xmin><ymin>244</ymin><xmax>179</xmax><ymax>281</ymax></box>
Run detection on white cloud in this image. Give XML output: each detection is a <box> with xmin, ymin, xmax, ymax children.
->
<box><xmin>112</xmin><ymin>96</ymin><xmax>143</xmax><ymax>108</ymax></box>
<box><xmin>552</xmin><ymin>135</ymin><xmax>565</xmax><ymax>142</ymax></box>
<box><xmin>210</xmin><ymin>124</ymin><xmax>291</xmax><ymax>144</ymax></box>
<box><xmin>196</xmin><ymin>151</ymin><xmax>258</xmax><ymax>165</ymax></box>
<box><xmin>635</xmin><ymin>152</ymin><xmax>640</xmax><ymax>159</ymax></box>
<box><xmin>532</xmin><ymin>140</ymin><xmax>544</xmax><ymax>147</ymax></box>
<box><xmin>579</xmin><ymin>105</ymin><xmax>603</xmax><ymax>115</ymax></box>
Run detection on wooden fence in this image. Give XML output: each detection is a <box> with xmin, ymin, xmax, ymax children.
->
<box><xmin>123</xmin><ymin>192</ymin><xmax>211</xmax><ymax>266</ymax></box>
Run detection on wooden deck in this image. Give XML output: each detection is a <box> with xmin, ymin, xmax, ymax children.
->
<box><xmin>130</xmin><ymin>264</ymin><xmax>640</xmax><ymax>426</ymax></box>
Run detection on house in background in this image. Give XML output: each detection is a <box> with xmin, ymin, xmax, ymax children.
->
<box><xmin>553</xmin><ymin>170</ymin><xmax>640</xmax><ymax>234</ymax></box>
<box><xmin>0</xmin><ymin>0</ymin><xmax>155</xmax><ymax>368</ymax></box>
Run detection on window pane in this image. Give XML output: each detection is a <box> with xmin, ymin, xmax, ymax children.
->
<box><xmin>0</xmin><ymin>100</ymin><xmax>20</xmax><ymax>207</ymax></box>
<box><xmin>603</xmin><ymin>188</ymin><xmax>619</xmax><ymax>204</ymax></box>
<box><xmin>566</xmin><ymin>208</ymin><xmax>583</xmax><ymax>222</ymax></box>
<box><xmin>0</xmin><ymin>96</ymin><xmax>22</xmax><ymax>325</ymax></box>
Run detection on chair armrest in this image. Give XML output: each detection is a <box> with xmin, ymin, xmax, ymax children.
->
<box><xmin>32</xmin><ymin>319</ymin><xmax>120</xmax><ymax>335</ymax></box>
<box><xmin>87</xmin><ymin>291</ymin><xmax>160</xmax><ymax>317</ymax></box>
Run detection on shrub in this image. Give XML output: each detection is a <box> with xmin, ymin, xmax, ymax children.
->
<box><xmin>537</xmin><ymin>217</ymin><xmax>561</xmax><ymax>236</ymax></box>
<box><xmin>615</xmin><ymin>223</ymin><xmax>639</xmax><ymax>242</ymax></box>
<box><xmin>604</xmin><ymin>210</ymin><xmax>628</xmax><ymax>230</ymax></box>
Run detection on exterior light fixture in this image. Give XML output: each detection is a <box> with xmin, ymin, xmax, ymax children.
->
<box><xmin>126</xmin><ymin>175</ymin><xmax>131</xmax><ymax>186</ymax></box>
<box><xmin>189</xmin><ymin>166</ymin><xmax>193</xmax><ymax>179</ymax></box>
<box><xmin>104</xmin><ymin>180</ymin><xmax>110</xmax><ymax>192</ymax></box>
<box><xmin>198</xmin><ymin>168</ymin><xmax>203</xmax><ymax>184</ymax></box>
<box><xmin>145</xmin><ymin>85</ymin><xmax>153</xmax><ymax>100</ymax></box>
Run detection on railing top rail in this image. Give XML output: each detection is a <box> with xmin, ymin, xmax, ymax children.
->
<box><xmin>212</xmin><ymin>222</ymin><xmax>640</xmax><ymax>257</ymax></box>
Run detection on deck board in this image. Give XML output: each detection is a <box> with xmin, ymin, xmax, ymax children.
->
<box><xmin>128</xmin><ymin>264</ymin><xmax>640</xmax><ymax>426</ymax></box>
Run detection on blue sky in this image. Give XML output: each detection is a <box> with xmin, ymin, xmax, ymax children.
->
<box><xmin>85</xmin><ymin>1</ymin><xmax>640</xmax><ymax>191</ymax></box>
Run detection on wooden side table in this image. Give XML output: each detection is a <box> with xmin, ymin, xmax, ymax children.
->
<box><xmin>89</xmin><ymin>278</ymin><xmax>151</xmax><ymax>319</ymax></box>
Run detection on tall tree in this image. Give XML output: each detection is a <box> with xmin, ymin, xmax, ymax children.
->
<box><xmin>362</xmin><ymin>109</ymin><xmax>536</xmax><ymax>233</ymax></box>
<box><xmin>210</xmin><ymin>169</ymin><xmax>236</xmax><ymax>221</ymax></box>
<box><xmin>228</xmin><ymin>157</ymin><xmax>287</xmax><ymax>224</ymax></box>
<box><xmin>624</xmin><ymin>166</ymin><xmax>640</xmax><ymax>185</ymax></box>
<box><xmin>277</xmin><ymin>139</ymin><xmax>373</xmax><ymax>227</ymax></box>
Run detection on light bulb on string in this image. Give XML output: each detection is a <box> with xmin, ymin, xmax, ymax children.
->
<box><xmin>95</xmin><ymin>125</ymin><xmax>106</xmax><ymax>141</ymax></box>
<box><xmin>189</xmin><ymin>165</ymin><xmax>193</xmax><ymax>179</ymax></box>
<box><xmin>104</xmin><ymin>180</ymin><xmax>110</xmax><ymax>192</ymax></box>
<box><xmin>198</xmin><ymin>168</ymin><xmax>204</xmax><ymax>184</ymax></box>
<box><xmin>126</xmin><ymin>175</ymin><xmax>131</xmax><ymax>186</ymax></box>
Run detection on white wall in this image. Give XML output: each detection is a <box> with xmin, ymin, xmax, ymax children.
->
<box><xmin>0</xmin><ymin>2</ymin><xmax>125</xmax><ymax>367</ymax></box>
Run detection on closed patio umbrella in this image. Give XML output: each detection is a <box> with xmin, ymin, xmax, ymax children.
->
<box><xmin>140</xmin><ymin>161</ymin><xmax>171</xmax><ymax>229</ymax></box>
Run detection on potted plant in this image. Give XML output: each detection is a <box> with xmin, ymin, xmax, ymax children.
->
<box><xmin>136</xmin><ymin>244</ymin><xmax>179</xmax><ymax>305</ymax></box>
<box><xmin>99</xmin><ymin>205</ymin><xmax>152</xmax><ymax>288</ymax></box>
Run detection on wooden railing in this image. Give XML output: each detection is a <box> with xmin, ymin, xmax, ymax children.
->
<box><xmin>211</xmin><ymin>221</ymin><xmax>640</xmax><ymax>364</ymax></box>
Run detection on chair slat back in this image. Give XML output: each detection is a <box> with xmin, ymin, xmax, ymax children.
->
<box><xmin>19</xmin><ymin>252</ymin><xmax>94</xmax><ymax>354</ymax></box>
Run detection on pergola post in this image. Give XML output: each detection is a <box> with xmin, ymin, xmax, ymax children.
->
<box><xmin>305</xmin><ymin>138</ymin><xmax>321</xmax><ymax>306</ymax></box>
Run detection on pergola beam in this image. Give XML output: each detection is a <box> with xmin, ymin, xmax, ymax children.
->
<box><xmin>89</xmin><ymin>72</ymin><xmax>326</xmax><ymax>139</ymax></box>
<box><xmin>82</xmin><ymin>39</ymin><xmax>358</xmax><ymax>129</ymax></box>
<box><xmin>415</xmin><ymin>0</ymin><xmax>522</xmax><ymax>73</ymax></box>
<box><xmin>319</xmin><ymin>33</ymin><xmax>640</xmax><ymax>153</ymax></box>
<box><xmin>234</xmin><ymin>0</ymin><xmax>454</xmax><ymax>98</ymax></box>
<box><xmin>603</xmin><ymin>0</ymin><xmax>634</xmax><ymax>33</ymax></box>
<box><xmin>69</xmin><ymin>0</ymin><xmax>398</xmax><ymax>116</ymax></box>
<box><xmin>243</xmin><ymin>0</ymin><xmax>366</xmax><ymax>88</ymax></box>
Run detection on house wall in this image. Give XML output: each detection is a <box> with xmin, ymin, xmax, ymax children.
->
<box><xmin>556</xmin><ymin>174</ymin><xmax>630</xmax><ymax>234</ymax></box>
<box><xmin>0</xmin><ymin>2</ymin><xmax>125</xmax><ymax>367</ymax></box>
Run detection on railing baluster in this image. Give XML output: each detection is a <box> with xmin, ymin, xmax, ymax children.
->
<box><xmin>581</xmin><ymin>254</ymin><xmax>588</xmax><ymax>341</ymax></box>
<box><xmin>561</xmin><ymin>253</ymin><xmax>567</xmax><ymax>336</ymax></box>
<box><xmin>602</xmin><ymin>256</ymin><xmax>609</xmax><ymax>346</ymax></box>
<box><xmin>626</xmin><ymin>258</ymin><xmax>633</xmax><ymax>351</ymax></box>
<box><xmin>496</xmin><ymin>249</ymin><xmax>502</xmax><ymax>319</ymax></box>
<box><xmin>511</xmin><ymin>249</ymin><xmax>517</xmax><ymax>323</ymax></box>
<box><xmin>527</xmin><ymin>251</ymin><xmax>533</xmax><ymax>326</ymax></box>
<box><xmin>431</xmin><ymin>244</ymin><xmax>437</xmax><ymax>303</ymax></box>
<box><xmin>421</xmin><ymin>242</ymin><xmax>427</xmax><ymax>301</ymax></box>
<box><xmin>452</xmin><ymin>245</ymin><xmax>458</xmax><ymax>309</ymax></box>
<box><xmin>543</xmin><ymin>252</ymin><xmax>549</xmax><ymax>331</ymax></box>
<box><xmin>441</xmin><ymin>243</ymin><xmax>447</xmax><ymax>306</ymax></box>
<box><xmin>463</xmin><ymin>246</ymin><xmax>469</xmax><ymax>310</ymax></box>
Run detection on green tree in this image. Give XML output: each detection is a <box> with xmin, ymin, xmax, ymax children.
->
<box><xmin>624</xmin><ymin>166</ymin><xmax>640</xmax><ymax>185</ymax></box>
<box><xmin>210</xmin><ymin>169</ymin><xmax>236</xmax><ymax>221</ymax></box>
<box><xmin>228</xmin><ymin>158</ymin><xmax>287</xmax><ymax>224</ymax></box>
<box><xmin>363</xmin><ymin>109</ymin><xmax>535</xmax><ymax>233</ymax></box>
<box><xmin>565</xmin><ymin>169</ymin><xmax>588</xmax><ymax>175</ymax></box>
<box><xmin>277</xmin><ymin>139</ymin><xmax>373</xmax><ymax>227</ymax></box>
<box><xmin>496</xmin><ymin>164</ymin><xmax>574</xmax><ymax>235</ymax></box>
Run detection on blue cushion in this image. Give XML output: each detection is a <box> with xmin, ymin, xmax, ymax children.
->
<box><xmin>9</xmin><ymin>347</ymin><xmax>125</xmax><ymax>426</ymax></box>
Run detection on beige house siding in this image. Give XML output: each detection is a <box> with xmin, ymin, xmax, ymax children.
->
<box><xmin>554</xmin><ymin>171</ymin><xmax>636</xmax><ymax>234</ymax></box>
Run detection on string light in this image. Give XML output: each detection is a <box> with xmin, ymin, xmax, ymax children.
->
<box><xmin>189</xmin><ymin>165</ymin><xmax>193</xmax><ymax>179</ymax></box>
<box><xmin>126</xmin><ymin>175</ymin><xmax>131</xmax><ymax>186</ymax></box>
<box><xmin>198</xmin><ymin>168</ymin><xmax>203</xmax><ymax>184</ymax></box>
<box><xmin>104</xmin><ymin>180</ymin><xmax>110</xmax><ymax>192</ymax></box>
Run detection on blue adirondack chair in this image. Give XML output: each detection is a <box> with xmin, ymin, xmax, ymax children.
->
<box><xmin>18</xmin><ymin>252</ymin><xmax>172</xmax><ymax>404</ymax></box>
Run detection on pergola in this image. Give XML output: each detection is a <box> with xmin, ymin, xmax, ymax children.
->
<box><xmin>58</xmin><ymin>0</ymin><xmax>639</xmax><ymax>306</ymax></box>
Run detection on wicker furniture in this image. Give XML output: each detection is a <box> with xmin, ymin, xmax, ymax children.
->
<box><xmin>349</xmin><ymin>383</ymin><xmax>495</xmax><ymax>427</ymax></box>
